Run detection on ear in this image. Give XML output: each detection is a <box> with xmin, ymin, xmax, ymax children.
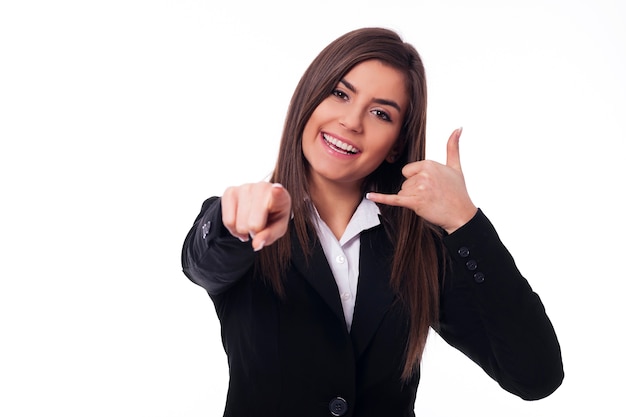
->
<box><xmin>386</xmin><ymin>146</ymin><xmax>399</xmax><ymax>163</ymax></box>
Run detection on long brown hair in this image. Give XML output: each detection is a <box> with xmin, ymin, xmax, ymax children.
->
<box><xmin>257</xmin><ymin>27</ymin><xmax>442</xmax><ymax>381</ymax></box>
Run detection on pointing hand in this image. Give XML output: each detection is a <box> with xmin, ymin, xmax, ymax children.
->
<box><xmin>222</xmin><ymin>182</ymin><xmax>292</xmax><ymax>251</ymax></box>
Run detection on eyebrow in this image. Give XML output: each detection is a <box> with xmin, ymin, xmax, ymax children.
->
<box><xmin>339</xmin><ymin>78</ymin><xmax>402</xmax><ymax>113</ymax></box>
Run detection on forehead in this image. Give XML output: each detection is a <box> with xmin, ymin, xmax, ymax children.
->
<box><xmin>341</xmin><ymin>60</ymin><xmax>408</xmax><ymax>108</ymax></box>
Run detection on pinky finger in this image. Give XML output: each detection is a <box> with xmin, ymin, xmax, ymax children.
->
<box><xmin>365</xmin><ymin>192</ymin><xmax>410</xmax><ymax>208</ymax></box>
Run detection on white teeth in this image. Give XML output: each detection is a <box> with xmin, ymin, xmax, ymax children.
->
<box><xmin>323</xmin><ymin>133</ymin><xmax>359</xmax><ymax>154</ymax></box>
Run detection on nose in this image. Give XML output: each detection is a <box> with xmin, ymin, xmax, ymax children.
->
<box><xmin>339</xmin><ymin>106</ymin><xmax>363</xmax><ymax>133</ymax></box>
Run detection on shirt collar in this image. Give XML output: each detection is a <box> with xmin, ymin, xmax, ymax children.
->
<box><xmin>313</xmin><ymin>197</ymin><xmax>381</xmax><ymax>245</ymax></box>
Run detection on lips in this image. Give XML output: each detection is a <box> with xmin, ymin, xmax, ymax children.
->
<box><xmin>322</xmin><ymin>133</ymin><xmax>361</xmax><ymax>155</ymax></box>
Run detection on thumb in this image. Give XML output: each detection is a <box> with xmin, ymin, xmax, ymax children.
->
<box><xmin>446</xmin><ymin>127</ymin><xmax>463</xmax><ymax>171</ymax></box>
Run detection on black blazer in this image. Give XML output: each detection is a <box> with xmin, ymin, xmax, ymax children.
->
<box><xmin>182</xmin><ymin>197</ymin><xmax>563</xmax><ymax>417</ymax></box>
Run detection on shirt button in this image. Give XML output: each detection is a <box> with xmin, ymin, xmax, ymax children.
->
<box><xmin>457</xmin><ymin>246</ymin><xmax>470</xmax><ymax>258</ymax></box>
<box><xmin>329</xmin><ymin>397</ymin><xmax>348</xmax><ymax>416</ymax></box>
<box><xmin>341</xmin><ymin>292</ymin><xmax>351</xmax><ymax>301</ymax></box>
<box><xmin>466</xmin><ymin>259</ymin><xmax>478</xmax><ymax>271</ymax></box>
<box><xmin>474</xmin><ymin>272</ymin><xmax>485</xmax><ymax>283</ymax></box>
<box><xmin>336</xmin><ymin>255</ymin><xmax>346</xmax><ymax>264</ymax></box>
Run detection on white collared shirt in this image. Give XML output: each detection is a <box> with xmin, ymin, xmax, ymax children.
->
<box><xmin>313</xmin><ymin>198</ymin><xmax>381</xmax><ymax>332</ymax></box>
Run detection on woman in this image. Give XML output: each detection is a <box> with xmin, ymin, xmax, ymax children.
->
<box><xmin>181</xmin><ymin>27</ymin><xmax>563</xmax><ymax>417</ymax></box>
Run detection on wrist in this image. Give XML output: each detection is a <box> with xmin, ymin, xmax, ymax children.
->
<box><xmin>443</xmin><ymin>206</ymin><xmax>478</xmax><ymax>234</ymax></box>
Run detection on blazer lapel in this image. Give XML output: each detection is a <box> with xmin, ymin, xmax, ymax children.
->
<box><xmin>290</xmin><ymin>228</ymin><xmax>346</xmax><ymax>326</ymax></box>
<box><xmin>289</xmin><ymin>222</ymin><xmax>397</xmax><ymax>355</ymax></box>
<box><xmin>350</xmin><ymin>224</ymin><xmax>396</xmax><ymax>359</ymax></box>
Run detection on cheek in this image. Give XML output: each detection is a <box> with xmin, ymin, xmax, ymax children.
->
<box><xmin>302</xmin><ymin>105</ymin><xmax>326</xmax><ymax>140</ymax></box>
<box><xmin>301</xmin><ymin>121</ymin><xmax>319</xmax><ymax>163</ymax></box>
<box><xmin>302</xmin><ymin>127</ymin><xmax>319</xmax><ymax>161</ymax></box>
<box><xmin>373</xmin><ymin>129</ymin><xmax>401</xmax><ymax>155</ymax></box>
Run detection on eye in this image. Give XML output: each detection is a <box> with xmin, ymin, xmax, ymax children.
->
<box><xmin>372</xmin><ymin>109</ymin><xmax>392</xmax><ymax>122</ymax></box>
<box><xmin>332</xmin><ymin>89</ymin><xmax>349</xmax><ymax>101</ymax></box>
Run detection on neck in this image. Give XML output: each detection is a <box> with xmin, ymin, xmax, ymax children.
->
<box><xmin>309</xmin><ymin>178</ymin><xmax>363</xmax><ymax>240</ymax></box>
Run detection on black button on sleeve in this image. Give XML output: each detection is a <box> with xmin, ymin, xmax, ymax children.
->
<box><xmin>465</xmin><ymin>259</ymin><xmax>478</xmax><ymax>271</ymax></box>
<box><xmin>473</xmin><ymin>272</ymin><xmax>485</xmax><ymax>283</ymax></box>
<box><xmin>457</xmin><ymin>246</ymin><xmax>470</xmax><ymax>258</ymax></box>
<box><xmin>329</xmin><ymin>397</ymin><xmax>348</xmax><ymax>416</ymax></box>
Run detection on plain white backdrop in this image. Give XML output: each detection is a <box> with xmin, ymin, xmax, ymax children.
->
<box><xmin>1</xmin><ymin>0</ymin><xmax>625</xmax><ymax>415</ymax></box>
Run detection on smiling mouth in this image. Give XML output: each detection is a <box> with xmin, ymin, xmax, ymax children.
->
<box><xmin>322</xmin><ymin>133</ymin><xmax>360</xmax><ymax>155</ymax></box>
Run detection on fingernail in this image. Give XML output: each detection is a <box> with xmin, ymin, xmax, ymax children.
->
<box><xmin>272</xmin><ymin>183</ymin><xmax>284</xmax><ymax>188</ymax></box>
<box><xmin>238</xmin><ymin>236</ymin><xmax>249</xmax><ymax>242</ymax></box>
<box><xmin>457</xmin><ymin>127</ymin><xmax>463</xmax><ymax>136</ymax></box>
<box><xmin>254</xmin><ymin>240</ymin><xmax>266</xmax><ymax>252</ymax></box>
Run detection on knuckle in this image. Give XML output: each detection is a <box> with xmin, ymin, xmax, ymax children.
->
<box><xmin>222</xmin><ymin>216</ymin><xmax>234</xmax><ymax>229</ymax></box>
<box><xmin>223</xmin><ymin>186</ymin><xmax>235</xmax><ymax>197</ymax></box>
<box><xmin>233</xmin><ymin>221</ymin><xmax>246</xmax><ymax>233</ymax></box>
<box><xmin>221</xmin><ymin>207</ymin><xmax>235</xmax><ymax>227</ymax></box>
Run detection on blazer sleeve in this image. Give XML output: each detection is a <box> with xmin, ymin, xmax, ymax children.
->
<box><xmin>181</xmin><ymin>196</ymin><xmax>256</xmax><ymax>295</ymax></box>
<box><xmin>436</xmin><ymin>209</ymin><xmax>564</xmax><ymax>400</ymax></box>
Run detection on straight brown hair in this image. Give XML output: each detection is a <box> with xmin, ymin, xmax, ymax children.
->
<box><xmin>257</xmin><ymin>27</ymin><xmax>442</xmax><ymax>381</ymax></box>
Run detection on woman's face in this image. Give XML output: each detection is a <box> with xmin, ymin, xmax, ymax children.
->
<box><xmin>302</xmin><ymin>59</ymin><xmax>408</xmax><ymax>192</ymax></box>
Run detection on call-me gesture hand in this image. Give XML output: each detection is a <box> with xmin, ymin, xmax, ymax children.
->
<box><xmin>367</xmin><ymin>128</ymin><xmax>478</xmax><ymax>234</ymax></box>
<box><xmin>221</xmin><ymin>182</ymin><xmax>292</xmax><ymax>251</ymax></box>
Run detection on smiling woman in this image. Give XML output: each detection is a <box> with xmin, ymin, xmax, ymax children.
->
<box><xmin>181</xmin><ymin>27</ymin><xmax>563</xmax><ymax>417</ymax></box>
<box><xmin>302</xmin><ymin>59</ymin><xmax>408</xmax><ymax>233</ymax></box>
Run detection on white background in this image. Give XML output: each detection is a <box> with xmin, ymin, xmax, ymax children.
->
<box><xmin>1</xmin><ymin>0</ymin><xmax>624</xmax><ymax>416</ymax></box>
